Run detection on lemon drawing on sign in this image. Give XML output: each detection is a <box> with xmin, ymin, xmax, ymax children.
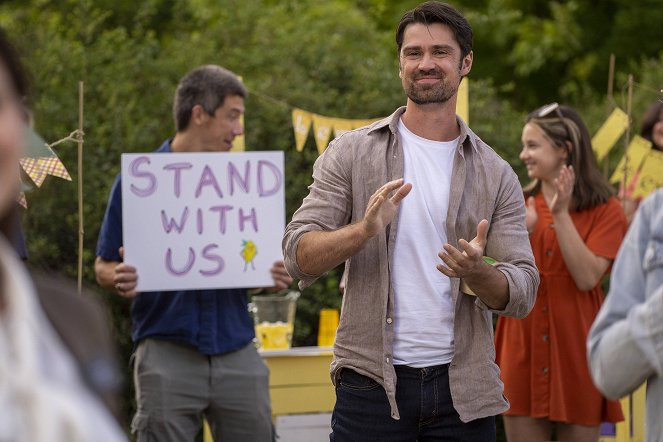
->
<box><xmin>241</xmin><ymin>240</ymin><xmax>257</xmax><ymax>271</ymax></box>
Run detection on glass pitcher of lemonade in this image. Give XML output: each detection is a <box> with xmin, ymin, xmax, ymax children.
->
<box><xmin>250</xmin><ymin>291</ymin><xmax>300</xmax><ymax>350</ymax></box>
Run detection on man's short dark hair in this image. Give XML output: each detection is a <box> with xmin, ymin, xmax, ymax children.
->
<box><xmin>396</xmin><ymin>2</ymin><xmax>473</xmax><ymax>59</ymax></box>
<box><xmin>173</xmin><ymin>65</ymin><xmax>247</xmax><ymax>132</ymax></box>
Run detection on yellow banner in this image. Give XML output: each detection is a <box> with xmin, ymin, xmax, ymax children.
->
<box><xmin>292</xmin><ymin>108</ymin><xmax>313</xmax><ymax>152</ymax></box>
<box><xmin>633</xmin><ymin>149</ymin><xmax>663</xmax><ymax>198</ymax></box>
<box><xmin>610</xmin><ymin>135</ymin><xmax>652</xmax><ymax>184</ymax></box>
<box><xmin>312</xmin><ymin>114</ymin><xmax>335</xmax><ymax>155</ymax></box>
<box><xmin>457</xmin><ymin>78</ymin><xmax>469</xmax><ymax>123</ymax></box>
<box><xmin>592</xmin><ymin>108</ymin><xmax>629</xmax><ymax>162</ymax></box>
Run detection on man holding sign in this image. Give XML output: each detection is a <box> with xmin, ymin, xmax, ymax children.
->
<box><xmin>95</xmin><ymin>65</ymin><xmax>291</xmax><ymax>442</ymax></box>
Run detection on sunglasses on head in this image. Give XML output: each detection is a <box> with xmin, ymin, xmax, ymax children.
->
<box><xmin>536</xmin><ymin>102</ymin><xmax>573</xmax><ymax>143</ymax></box>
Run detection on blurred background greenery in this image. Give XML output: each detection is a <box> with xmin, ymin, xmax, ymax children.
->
<box><xmin>2</xmin><ymin>0</ymin><xmax>662</xmax><ymax>436</ymax></box>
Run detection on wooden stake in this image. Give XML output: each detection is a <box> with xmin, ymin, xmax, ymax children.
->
<box><xmin>77</xmin><ymin>81</ymin><xmax>84</xmax><ymax>294</ymax></box>
<box><xmin>621</xmin><ymin>75</ymin><xmax>634</xmax><ymax>211</ymax></box>
<box><xmin>604</xmin><ymin>54</ymin><xmax>616</xmax><ymax>178</ymax></box>
<box><xmin>607</xmin><ymin>54</ymin><xmax>615</xmax><ymax>103</ymax></box>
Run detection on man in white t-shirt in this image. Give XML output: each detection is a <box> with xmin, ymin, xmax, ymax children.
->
<box><xmin>283</xmin><ymin>2</ymin><xmax>538</xmax><ymax>441</ymax></box>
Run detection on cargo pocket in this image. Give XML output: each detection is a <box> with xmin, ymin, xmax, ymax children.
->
<box><xmin>131</xmin><ymin>412</ymin><xmax>151</xmax><ymax>442</ymax></box>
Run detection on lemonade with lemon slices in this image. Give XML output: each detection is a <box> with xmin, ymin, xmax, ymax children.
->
<box><xmin>255</xmin><ymin>321</ymin><xmax>294</xmax><ymax>350</ymax></box>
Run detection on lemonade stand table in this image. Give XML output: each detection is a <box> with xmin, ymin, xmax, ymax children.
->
<box><xmin>260</xmin><ymin>346</ymin><xmax>335</xmax><ymax>416</ymax></box>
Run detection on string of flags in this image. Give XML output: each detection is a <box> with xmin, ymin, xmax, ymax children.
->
<box><xmin>289</xmin><ymin>83</ymin><xmax>659</xmax><ymax>197</ymax></box>
<box><xmin>18</xmin><ymin>127</ymin><xmax>73</xmax><ymax>208</ymax></box>
<box><xmin>290</xmin><ymin>79</ymin><xmax>470</xmax><ymax>155</ymax></box>
<box><xmin>592</xmin><ymin>107</ymin><xmax>663</xmax><ymax>198</ymax></box>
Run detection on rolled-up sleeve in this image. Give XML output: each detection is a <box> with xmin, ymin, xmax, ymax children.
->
<box><xmin>477</xmin><ymin>165</ymin><xmax>539</xmax><ymax>318</ymax></box>
<box><xmin>588</xmin><ymin>193</ymin><xmax>663</xmax><ymax>399</ymax></box>
<box><xmin>283</xmin><ymin>138</ymin><xmax>353</xmax><ymax>289</ymax></box>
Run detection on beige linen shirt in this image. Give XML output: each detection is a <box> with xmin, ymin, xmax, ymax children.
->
<box><xmin>283</xmin><ymin>107</ymin><xmax>539</xmax><ymax>422</ymax></box>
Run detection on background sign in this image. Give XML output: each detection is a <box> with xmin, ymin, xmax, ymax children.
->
<box><xmin>121</xmin><ymin>151</ymin><xmax>285</xmax><ymax>292</ymax></box>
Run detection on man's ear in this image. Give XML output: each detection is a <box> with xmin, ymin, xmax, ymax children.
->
<box><xmin>460</xmin><ymin>50</ymin><xmax>473</xmax><ymax>76</ymax></box>
<box><xmin>190</xmin><ymin>104</ymin><xmax>207</xmax><ymax>126</ymax></box>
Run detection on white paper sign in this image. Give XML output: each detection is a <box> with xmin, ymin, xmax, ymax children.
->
<box><xmin>121</xmin><ymin>151</ymin><xmax>285</xmax><ymax>292</ymax></box>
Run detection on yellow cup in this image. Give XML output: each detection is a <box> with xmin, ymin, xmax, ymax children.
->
<box><xmin>317</xmin><ymin>308</ymin><xmax>339</xmax><ymax>347</ymax></box>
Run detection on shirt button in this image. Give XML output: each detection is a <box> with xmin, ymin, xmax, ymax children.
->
<box><xmin>549</xmin><ymin>223</ymin><xmax>555</xmax><ymax>229</ymax></box>
<box><xmin>386</xmin><ymin>318</ymin><xmax>393</xmax><ymax>324</ymax></box>
<box><xmin>542</xmin><ymin>367</ymin><xmax>549</xmax><ymax>374</ymax></box>
<box><xmin>546</xmin><ymin>250</ymin><xmax>552</xmax><ymax>257</ymax></box>
<box><xmin>542</xmin><ymin>306</ymin><xmax>548</xmax><ymax>313</ymax></box>
<box><xmin>543</xmin><ymin>335</ymin><xmax>549</xmax><ymax>342</ymax></box>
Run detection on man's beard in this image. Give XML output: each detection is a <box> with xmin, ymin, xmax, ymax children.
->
<box><xmin>405</xmin><ymin>68</ymin><xmax>460</xmax><ymax>105</ymax></box>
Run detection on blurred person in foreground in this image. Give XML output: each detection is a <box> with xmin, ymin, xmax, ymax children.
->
<box><xmin>0</xmin><ymin>28</ymin><xmax>126</xmax><ymax>442</ymax></box>
<box><xmin>588</xmin><ymin>188</ymin><xmax>663</xmax><ymax>442</ymax></box>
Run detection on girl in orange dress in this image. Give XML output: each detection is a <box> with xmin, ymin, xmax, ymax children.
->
<box><xmin>495</xmin><ymin>104</ymin><xmax>627</xmax><ymax>442</ymax></box>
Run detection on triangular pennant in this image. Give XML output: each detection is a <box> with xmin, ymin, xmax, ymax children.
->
<box><xmin>312</xmin><ymin>114</ymin><xmax>335</xmax><ymax>155</ymax></box>
<box><xmin>456</xmin><ymin>78</ymin><xmax>469</xmax><ymax>123</ymax></box>
<box><xmin>292</xmin><ymin>108</ymin><xmax>312</xmax><ymax>152</ymax></box>
<box><xmin>17</xmin><ymin>192</ymin><xmax>27</xmax><ymax>209</ymax></box>
<box><xmin>333</xmin><ymin>119</ymin><xmax>355</xmax><ymax>138</ymax></box>
<box><xmin>19</xmin><ymin>157</ymin><xmax>48</xmax><ymax>187</ymax></box>
<box><xmin>592</xmin><ymin>108</ymin><xmax>629</xmax><ymax>162</ymax></box>
<box><xmin>24</xmin><ymin>126</ymin><xmax>55</xmax><ymax>158</ymax></box>
<box><xmin>610</xmin><ymin>135</ymin><xmax>652</xmax><ymax>184</ymax></box>
<box><xmin>633</xmin><ymin>149</ymin><xmax>663</xmax><ymax>198</ymax></box>
<box><xmin>38</xmin><ymin>157</ymin><xmax>72</xmax><ymax>180</ymax></box>
<box><xmin>351</xmin><ymin>119</ymin><xmax>380</xmax><ymax>129</ymax></box>
<box><xmin>230</xmin><ymin>113</ymin><xmax>245</xmax><ymax>152</ymax></box>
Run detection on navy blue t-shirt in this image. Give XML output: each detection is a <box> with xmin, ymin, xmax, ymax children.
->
<box><xmin>96</xmin><ymin>139</ymin><xmax>255</xmax><ymax>355</ymax></box>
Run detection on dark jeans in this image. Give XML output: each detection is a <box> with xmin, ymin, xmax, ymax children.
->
<box><xmin>330</xmin><ymin>364</ymin><xmax>495</xmax><ymax>442</ymax></box>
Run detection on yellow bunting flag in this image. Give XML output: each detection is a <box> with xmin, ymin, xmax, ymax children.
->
<box><xmin>292</xmin><ymin>108</ymin><xmax>313</xmax><ymax>152</ymax></box>
<box><xmin>456</xmin><ymin>78</ymin><xmax>469</xmax><ymax>123</ymax></box>
<box><xmin>312</xmin><ymin>114</ymin><xmax>335</xmax><ymax>155</ymax></box>
<box><xmin>333</xmin><ymin>119</ymin><xmax>355</xmax><ymax>138</ymax></box>
<box><xmin>230</xmin><ymin>113</ymin><xmax>245</xmax><ymax>152</ymax></box>
<box><xmin>633</xmin><ymin>149</ymin><xmax>663</xmax><ymax>198</ymax></box>
<box><xmin>610</xmin><ymin>135</ymin><xmax>652</xmax><ymax>184</ymax></box>
<box><xmin>231</xmin><ymin>76</ymin><xmax>245</xmax><ymax>152</ymax></box>
<box><xmin>592</xmin><ymin>108</ymin><xmax>629</xmax><ymax>162</ymax></box>
<box><xmin>352</xmin><ymin>119</ymin><xmax>380</xmax><ymax>129</ymax></box>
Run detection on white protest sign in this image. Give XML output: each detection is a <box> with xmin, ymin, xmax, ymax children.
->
<box><xmin>121</xmin><ymin>151</ymin><xmax>285</xmax><ymax>292</ymax></box>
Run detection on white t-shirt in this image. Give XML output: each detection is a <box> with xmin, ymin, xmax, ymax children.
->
<box><xmin>391</xmin><ymin>118</ymin><xmax>458</xmax><ymax>367</ymax></box>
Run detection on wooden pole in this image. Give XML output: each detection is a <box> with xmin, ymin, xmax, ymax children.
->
<box><xmin>604</xmin><ymin>54</ymin><xmax>616</xmax><ymax>177</ymax></box>
<box><xmin>621</xmin><ymin>75</ymin><xmax>634</xmax><ymax>211</ymax></box>
<box><xmin>77</xmin><ymin>81</ymin><xmax>84</xmax><ymax>294</ymax></box>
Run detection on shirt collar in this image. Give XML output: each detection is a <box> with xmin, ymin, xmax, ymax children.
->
<box><xmin>367</xmin><ymin>106</ymin><xmax>478</xmax><ymax>153</ymax></box>
<box><xmin>157</xmin><ymin>139</ymin><xmax>173</xmax><ymax>153</ymax></box>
